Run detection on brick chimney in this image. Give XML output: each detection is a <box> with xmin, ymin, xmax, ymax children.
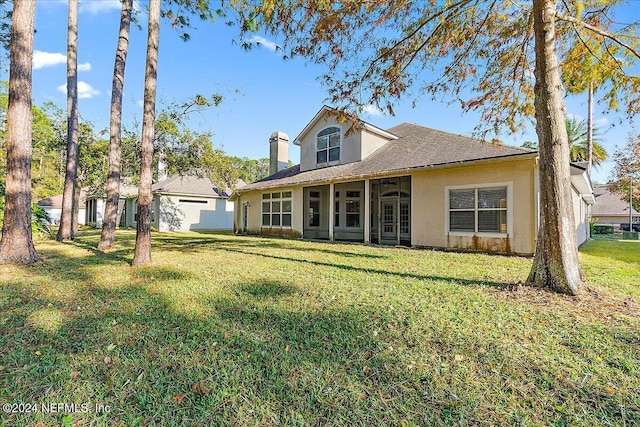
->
<box><xmin>269</xmin><ymin>131</ymin><xmax>289</xmax><ymax>176</ymax></box>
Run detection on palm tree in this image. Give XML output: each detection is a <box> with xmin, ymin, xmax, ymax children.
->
<box><xmin>565</xmin><ymin>116</ymin><xmax>608</xmax><ymax>166</ymax></box>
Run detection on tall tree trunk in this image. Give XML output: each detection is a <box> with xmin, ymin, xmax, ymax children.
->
<box><xmin>98</xmin><ymin>0</ymin><xmax>133</xmax><ymax>251</ymax></box>
<box><xmin>586</xmin><ymin>81</ymin><xmax>593</xmax><ymax>175</ymax></box>
<box><xmin>527</xmin><ymin>0</ymin><xmax>584</xmax><ymax>295</ymax></box>
<box><xmin>132</xmin><ymin>0</ymin><xmax>160</xmax><ymax>266</ymax></box>
<box><xmin>56</xmin><ymin>0</ymin><xmax>79</xmax><ymax>242</ymax></box>
<box><xmin>0</xmin><ymin>0</ymin><xmax>38</xmax><ymax>265</ymax></box>
<box><xmin>71</xmin><ymin>178</ymin><xmax>82</xmax><ymax>235</ymax></box>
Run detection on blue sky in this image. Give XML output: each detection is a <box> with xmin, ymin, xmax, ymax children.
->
<box><xmin>2</xmin><ymin>0</ymin><xmax>638</xmax><ymax>184</ymax></box>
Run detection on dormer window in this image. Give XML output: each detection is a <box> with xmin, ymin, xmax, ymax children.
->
<box><xmin>316</xmin><ymin>127</ymin><xmax>341</xmax><ymax>166</ymax></box>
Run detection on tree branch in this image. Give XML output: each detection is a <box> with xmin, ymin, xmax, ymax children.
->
<box><xmin>556</xmin><ymin>12</ymin><xmax>640</xmax><ymax>60</ymax></box>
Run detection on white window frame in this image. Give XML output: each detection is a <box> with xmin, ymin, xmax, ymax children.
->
<box><xmin>261</xmin><ymin>191</ymin><xmax>293</xmax><ymax>228</ymax></box>
<box><xmin>444</xmin><ymin>182</ymin><xmax>513</xmax><ymax>238</ymax></box>
<box><xmin>316</xmin><ymin>126</ymin><xmax>341</xmax><ymax>167</ymax></box>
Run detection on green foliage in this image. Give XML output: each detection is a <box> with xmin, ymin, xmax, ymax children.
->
<box><xmin>0</xmin><ymin>0</ymin><xmax>10</xmax><ymax>53</ymax></box>
<box><xmin>593</xmin><ymin>224</ymin><xmax>614</xmax><ymax>234</ymax></box>
<box><xmin>229</xmin><ymin>156</ymin><xmax>270</xmax><ymax>183</ymax></box>
<box><xmin>0</xmin><ymin>200</ymin><xmax>51</xmax><ymax>238</ymax></box>
<box><xmin>565</xmin><ymin>116</ymin><xmax>608</xmax><ymax>165</ymax></box>
<box><xmin>561</xmin><ymin>12</ymin><xmax>640</xmax><ymax>116</ymax></box>
<box><xmin>608</xmin><ymin>133</ymin><xmax>640</xmax><ymax>213</ymax></box>
<box><xmin>520</xmin><ymin>116</ymin><xmax>609</xmax><ymax>166</ymax></box>
<box><xmin>30</xmin><ymin>203</ymin><xmax>52</xmax><ymax>238</ymax></box>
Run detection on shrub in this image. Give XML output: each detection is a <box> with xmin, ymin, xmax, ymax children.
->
<box><xmin>0</xmin><ymin>199</ymin><xmax>52</xmax><ymax>238</ymax></box>
<box><xmin>593</xmin><ymin>224</ymin><xmax>614</xmax><ymax>234</ymax></box>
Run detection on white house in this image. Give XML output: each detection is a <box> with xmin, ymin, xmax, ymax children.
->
<box><xmin>86</xmin><ymin>175</ymin><xmax>243</xmax><ymax>232</ymax></box>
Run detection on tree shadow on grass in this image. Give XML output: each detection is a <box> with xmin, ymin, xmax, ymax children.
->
<box><xmin>153</xmin><ymin>233</ymin><xmax>389</xmax><ymax>259</ymax></box>
<box><xmin>1</xmin><ymin>266</ymin><xmax>637</xmax><ymax>426</ymax></box>
<box><xmin>222</xmin><ymin>247</ymin><xmax>514</xmax><ymax>290</ymax></box>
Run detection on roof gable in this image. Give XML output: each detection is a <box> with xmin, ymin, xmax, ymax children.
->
<box><xmin>293</xmin><ymin>105</ymin><xmax>398</xmax><ymax>146</ymax></box>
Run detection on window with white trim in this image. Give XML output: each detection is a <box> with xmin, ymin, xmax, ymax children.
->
<box><xmin>316</xmin><ymin>127</ymin><xmax>340</xmax><ymax>166</ymax></box>
<box><xmin>449</xmin><ymin>186</ymin><xmax>507</xmax><ymax>233</ymax></box>
<box><xmin>262</xmin><ymin>191</ymin><xmax>292</xmax><ymax>227</ymax></box>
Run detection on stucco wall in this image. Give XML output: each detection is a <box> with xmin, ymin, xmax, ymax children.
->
<box><xmin>235</xmin><ymin>186</ymin><xmax>304</xmax><ymax>237</ymax></box>
<box><xmin>411</xmin><ymin>157</ymin><xmax>537</xmax><ymax>255</ymax></box>
<box><xmin>157</xmin><ymin>195</ymin><xmax>233</xmax><ymax>231</ymax></box>
<box><xmin>237</xmin><ymin>157</ymin><xmax>543</xmax><ymax>255</ymax></box>
<box><xmin>298</xmin><ymin>115</ymin><xmax>390</xmax><ymax>172</ymax></box>
<box><xmin>572</xmin><ymin>188</ymin><xmax>589</xmax><ymax>245</ymax></box>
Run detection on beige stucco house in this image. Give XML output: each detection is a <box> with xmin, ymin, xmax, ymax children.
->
<box><xmin>233</xmin><ymin>106</ymin><xmax>594</xmax><ymax>255</ymax></box>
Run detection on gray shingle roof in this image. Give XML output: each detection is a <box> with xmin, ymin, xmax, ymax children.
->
<box><xmin>240</xmin><ymin>123</ymin><xmax>536</xmax><ymax>191</ymax></box>
<box><xmin>592</xmin><ymin>185</ymin><xmax>639</xmax><ymax>216</ymax></box>
<box><xmin>152</xmin><ymin>175</ymin><xmax>245</xmax><ymax>198</ymax></box>
<box><xmin>37</xmin><ymin>188</ymin><xmax>88</xmax><ymax>208</ymax></box>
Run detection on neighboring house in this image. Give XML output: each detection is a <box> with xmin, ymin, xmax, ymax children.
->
<box><xmin>233</xmin><ymin>106</ymin><xmax>594</xmax><ymax>256</ymax></box>
<box><xmin>591</xmin><ymin>185</ymin><xmax>640</xmax><ymax>229</ymax></box>
<box><xmin>87</xmin><ymin>176</ymin><xmax>243</xmax><ymax>232</ymax></box>
<box><xmin>85</xmin><ymin>182</ymin><xmax>138</xmax><ymax>228</ymax></box>
<box><xmin>37</xmin><ymin>189</ymin><xmax>87</xmax><ymax>225</ymax></box>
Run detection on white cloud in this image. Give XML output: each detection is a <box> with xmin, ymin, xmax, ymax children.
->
<box><xmin>79</xmin><ymin>0</ymin><xmax>122</xmax><ymax>14</ymax></box>
<box><xmin>33</xmin><ymin>50</ymin><xmax>66</xmax><ymax>70</ymax></box>
<box><xmin>33</xmin><ymin>51</ymin><xmax>92</xmax><ymax>72</ymax></box>
<box><xmin>57</xmin><ymin>81</ymin><xmax>101</xmax><ymax>99</ymax></box>
<box><xmin>567</xmin><ymin>113</ymin><xmax>584</xmax><ymax>122</ymax></box>
<box><xmin>250</xmin><ymin>36</ymin><xmax>278</xmax><ymax>52</ymax></box>
<box><xmin>361</xmin><ymin>104</ymin><xmax>384</xmax><ymax>117</ymax></box>
<box><xmin>136</xmin><ymin>99</ymin><xmax>144</xmax><ymax>108</ymax></box>
<box><xmin>594</xmin><ymin>117</ymin><xmax>610</xmax><ymax>127</ymax></box>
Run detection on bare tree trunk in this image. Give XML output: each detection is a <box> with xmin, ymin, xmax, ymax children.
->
<box><xmin>56</xmin><ymin>0</ymin><xmax>79</xmax><ymax>242</ymax></box>
<box><xmin>132</xmin><ymin>0</ymin><xmax>160</xmax><ymax>266</ymax></box>
<box><xmin>71</xmin><ymin>178</ymin><xmax>81</xmax><ymax>236</ymax></box>
<box><xmin>527</xmin><ymin>0</ymin><xmax>584</xmax><ymax>295</ymax></box>
<box><xmin>98</xmin><ymin>0</ymin><xmax>133</xmax><ymax>251</ymax></box>
<box><xmin>586</xmin><ymin>81</ymin><xmax>593</xmax><ymax>175</ymax></box>
<box><xmin>0</xmin><ymin>0</ymin><xmax>39</xmax><ymax>265</ymax></box>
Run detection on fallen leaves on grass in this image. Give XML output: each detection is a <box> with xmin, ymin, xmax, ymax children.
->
<box><xmin>172</xmin><ymin>394</ymin><xmax>187</xmax><ymax>404</ymax></box>
<box><xmin>191</xmin><ymin>381</ymin><xmax>210</xmax><ymax>396</ymax></box>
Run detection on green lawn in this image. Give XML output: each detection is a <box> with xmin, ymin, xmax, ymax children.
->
<box><xmin>1</xmin><ymin>231</ymin><xmax>638</xmax><ymax>426</ymax></box>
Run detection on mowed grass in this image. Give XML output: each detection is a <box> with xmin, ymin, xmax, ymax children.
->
<box><xmin>0</xmin><ymin>231</ymin><xmax>638</xmax><ymax>426</ymax></box>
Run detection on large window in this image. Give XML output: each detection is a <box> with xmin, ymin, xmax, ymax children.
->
<box><xmin>449</xmin><ymin>186</ymin><xmax>507</xmax><ymax>233</ymax></box>
<box><xmin>262</xmin><ymin>191</ymin><xmax>292</xmax><ymax>227</ymax></box>
<box><xmin>316</xmin><ymin>127</ymin><xmax>340</xmax><ymax>166</ymax></box>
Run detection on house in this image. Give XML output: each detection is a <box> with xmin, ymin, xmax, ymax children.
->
<box><xmin>86</xmin><ymin>175</ymin><xmax>243</xmax><ymax>232</ymax></box>
<box><xmin>233</xmin><ymin>106</ymin><xmax>595</xmax><ymax>255</ymax></box>
<box><xmin>37</xmin><ymin>189</ymin><xmax>87</xmax><ymax>225</ymax></box>
<box><xmin>591</xmin><ymin>184</ymin><xmax>640</xmax><ymax>229</ymax></box>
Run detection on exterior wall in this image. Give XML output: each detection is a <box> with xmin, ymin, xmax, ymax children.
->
<box><xmin>125</xmin><ymin>198</ymin><xmax>137</xmax><ymax>227</ymax></box>
<box><xmin>299</xmin><ymin>116</ymin><xmax>389</xmax><ymax>172</ymax></box>
<box><xmin>360</xmin><ymin>129</ymin><xmax>389</xmax><ymax>159</ymax></box>
<box><xmin>412</xmin><ymin>158</ymin><xmax>537</xmax><ymax>255</ymax></box>
<box><xmin>595</xmin><ymin>215</ymin><xmax>639</xmax><ymax>225</ymax></box>
<box><xmin>42</xmin><ymin>207</ymin><xmax>86</xmax><ymax>226</ymax></box>
<box><xmin>571</xmin><ymin>188</ymin><xmax>589</xmax><ymax>245</ymax></box>
<box><xmin>156</xmin><ymin>194</ymin><xmax>233</xmax><ymax>231</ymax></box>
<box><xmin>235</xmin><ymin>186</ymin><xmax>303</xmax><ymax>237</ymax></box>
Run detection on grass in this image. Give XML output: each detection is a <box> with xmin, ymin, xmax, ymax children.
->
<box><xmin>0</xmin><ymin>231</ymin><xmax>638</xmax><ymax>426</ymax></box>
